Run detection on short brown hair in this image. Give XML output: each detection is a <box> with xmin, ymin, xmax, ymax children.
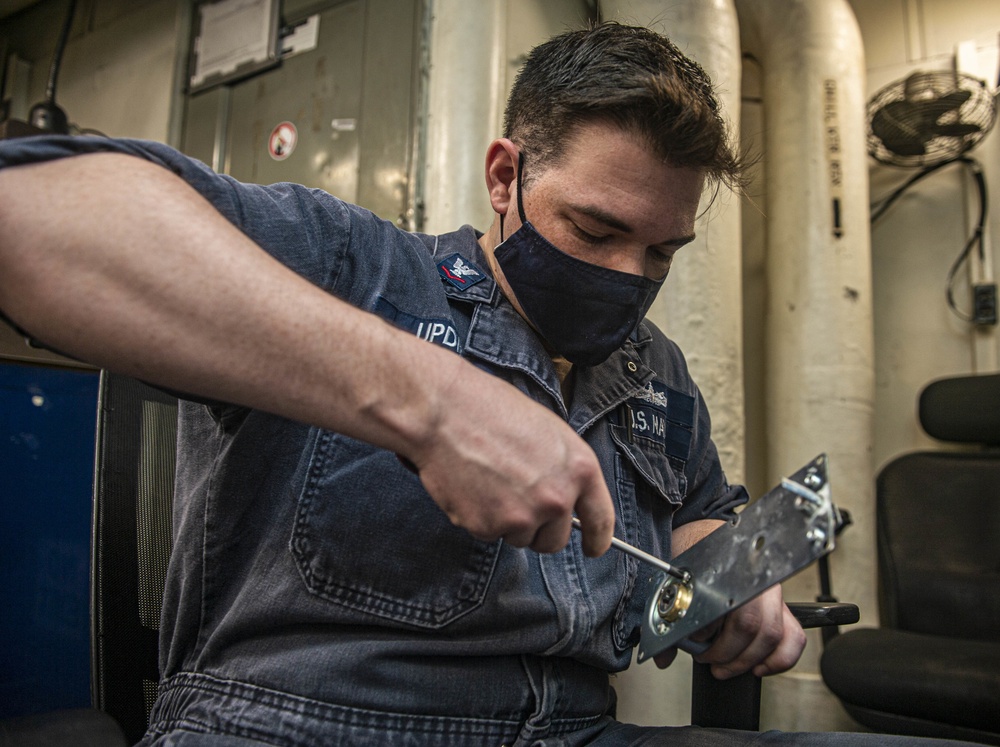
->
<box><xmin>503</xmin><ymin>23</ymin><xmax>744</xmax><ymax>191</ymax></box>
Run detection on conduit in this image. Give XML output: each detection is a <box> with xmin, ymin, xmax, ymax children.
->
<box><xmin>422</xmin><ymin>0</ymin><xmax>505</xmax><ymax>234</ymax></box>
<box><xmin>735</xmin><ymin>0</ymin><xmax>874</xmax><ymax>731</ymax></box>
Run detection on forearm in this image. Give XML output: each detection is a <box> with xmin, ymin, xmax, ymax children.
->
<box><xmin>671</xmin><ymin>518</ymin><xmax>725</xmax><ymax>558</ymax></box>
<box><xmin>0</xmin><ymin>153</ymin><xmax>449</xmax><ymax>457</ymax></box>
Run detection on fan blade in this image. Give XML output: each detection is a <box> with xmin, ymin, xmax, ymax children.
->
<box><xmin>871</xmin><ymin>102</ymin><xmax>927</xmax><ymax>156</ymax></box>
<box><xmin>931</xmin><ymin>88</ymin><xmax>973</xmax><ymax>111</ymax></box>
<box><xmin>931</xmin><ymin>122</ymin><xmax>982</xmax><ymax>137</ymax></box>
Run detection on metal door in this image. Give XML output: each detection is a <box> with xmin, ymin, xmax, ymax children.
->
<box><xmin>182</xmin><ymin>0</ymin><xmax>422</xmax><ymax>226</ymax></box>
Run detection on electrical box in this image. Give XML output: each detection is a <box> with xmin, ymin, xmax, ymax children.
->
<box><xmin>973</xmin><ymin>283</ymin><xmax>998</xmax><ymax>326</ymax></box>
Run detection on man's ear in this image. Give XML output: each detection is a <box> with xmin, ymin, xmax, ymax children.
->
<box><xmin>484</xmin><ymin>138</ymin><xmax>519</xmax><ymax>215</ymax></box>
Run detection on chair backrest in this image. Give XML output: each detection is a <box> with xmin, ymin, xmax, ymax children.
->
<box><xmin>875</xmin><ymin>373</ymin><xmax>1000</xmax><ymax>641</ymax></box>
<box><xmin>91</xmin><ymin>372</ymin><xmax>178</xmax><ymax>744</ymax></box>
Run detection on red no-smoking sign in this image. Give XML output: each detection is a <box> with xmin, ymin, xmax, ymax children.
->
<box><xmin>269</xmin><ymin>121</ymin><xmax>298</xmax><ymax>161</ymax></box>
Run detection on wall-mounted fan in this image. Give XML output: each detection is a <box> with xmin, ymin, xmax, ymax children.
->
<box><xmin>867</xmin><ymin>70</ymin><xmax>996</xmax><ymax>168</ymax></box>
<box><xmin>867</xmin><ymin>70</ymin><xmax>999</xmax><ymax>325</ymax></box>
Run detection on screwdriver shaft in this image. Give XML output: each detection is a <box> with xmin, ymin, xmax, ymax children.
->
<box><xmin>571</xmin><ymin>517</ymin><xmax>689</xmax><ymax>582</ymax></box>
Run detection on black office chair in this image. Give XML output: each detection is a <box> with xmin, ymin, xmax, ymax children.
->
<box><xmin>821</xmin><ymin>373</ymin><xmax>1000</xmax><ymax>744</ymax></box>
<box><xmin>90</xmin><ymin>372</ymin><xmax>178</xmax><ymax>744</ymax></box>
<box><xmin>0</xmin><ymin>372</ymin><xmax>175</xmax><ymax>747</ymax></box>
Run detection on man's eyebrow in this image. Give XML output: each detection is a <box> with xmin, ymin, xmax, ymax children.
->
<box><xmin>569</xmin><ymin>204</ymin><xmax>696</xmax><ymax>247</ymax></box>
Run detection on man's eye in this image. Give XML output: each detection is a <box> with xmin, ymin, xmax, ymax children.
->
<box><xmin>650</xmin><ymin>248</ymin><xmax>674</xmax><ymax>264</ymax></box>
<box><xmin>647</xmin><ymin>249</ymin><xmax>675</xmax><ymax>278</ymax></box>
<box><xmin>572</xmin><ymin>225</ymin><xmax>609</xmax><ymax>245</ymax></box>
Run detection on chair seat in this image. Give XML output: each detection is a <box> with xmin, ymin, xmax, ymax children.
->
<box><xmin>821</xmin><ymin>627</ymin><xmax>1000</xmax><ymax>739</ymax></box>
<box><xmin>0</xmin><ymin>708</ymin><xmax>127</xmax><ymax>747</ymax></box>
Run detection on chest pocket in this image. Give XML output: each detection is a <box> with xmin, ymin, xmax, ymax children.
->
<box><xmin>609</xmin><ymin>423</ymin><xmax>687</xmax><ymax>503</ymax></box>
<box><xmin>290</xmin><ymin>431</ymin><xmax>500</xmax><ymax>629</ymax></box>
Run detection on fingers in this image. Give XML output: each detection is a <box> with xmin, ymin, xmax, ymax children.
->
<box><xmin>499</xmin><ymin>472</ymin><xmax>613</xmax><ymax>556</ymax></box>
<box><xmin>522</xmin><ymin>516</ymin><xmax>572</xmax><ymax>554</ymax></box>
<box><xmin>653</xmin><ymin>647</ymin><xmax>678</xmax><ymax>670</ymax></box>
<box><xmin>572</xmin><ymin>465</ymin><xmax>615</xmax><ymax>557</ymax></box>
<box><xmin>694</xmin><ymin>585</ymin><xmax>806</xmax><ymax>680</ymax></box>
<box><xmin>413</xmin><ymin>359</ymin><xmax>616</xmax><ymax>557</ymax></box>
<box><xmin>752</xmin><ymin>604</ymin><xmax>806</xmax><ymax>678</ymax></box>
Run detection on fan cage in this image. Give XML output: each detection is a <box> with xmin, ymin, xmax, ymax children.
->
<box><xmin>866</xmin><ymin>70</ymin><xmax>997</xmax><ymax>168</ymax></box>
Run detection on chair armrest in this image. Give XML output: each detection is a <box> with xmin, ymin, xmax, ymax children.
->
<box><xmin>787</xmin><ymin>601</ymin><xmax>860</xmax><ymax>628</ymax></box>
<box><xmin>690</xmin><ymin>601</ymin><xmax>860</xmax><ymax>730</ymax></box>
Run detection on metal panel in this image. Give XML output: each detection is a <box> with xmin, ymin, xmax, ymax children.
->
<box><xmin>180</xmin><ymin>83</ymin><xmax>223</xmax><ymax>168</ymax></box>
<box><xmin>181</xmin><ymin>0</ymin><xmax>420</xmax><ymax>223</ymax></box>
<box><xmin>225</xmin><ymin>1</ymin><xmax>364</xmax><ymax>199</ymax></box>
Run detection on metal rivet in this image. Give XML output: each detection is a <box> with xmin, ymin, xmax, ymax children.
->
<box><xmin>627</xmin><ymin>361</ymin><xmax>638</xmax><ymax>372</ymax></box>
<box><xmin>803</xmin><ymin>470</ymin><xmax>823</xmax><ymax>489</ymax></box>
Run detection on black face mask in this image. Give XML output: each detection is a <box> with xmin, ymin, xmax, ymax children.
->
<box><xmin>493</xmin><ymin>155</ymin><xmax>665</xmax><ymax>368</ymax></box>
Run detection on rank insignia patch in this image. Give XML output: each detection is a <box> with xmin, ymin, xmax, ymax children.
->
<box><xmin>437</xmin><ymin>253</ymin><xmax>487</xmax><ymax>290</ymax></box>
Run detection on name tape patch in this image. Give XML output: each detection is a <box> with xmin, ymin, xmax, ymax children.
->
<box><xmin>375</xmin><ymin>297</ymin><xmax>461</xmax><ymax>354</ymax></box>
<box><xmin>626</xmin><ymin>381</ymin><xmax>694</xmax><ymax>461</ymax></box>
<box><xmin>437</xmin><ymin>253</ymin><xmax>486</xmax><ymax>290</ymax></box>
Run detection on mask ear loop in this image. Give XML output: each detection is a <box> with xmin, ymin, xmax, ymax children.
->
<box><xmin>499</xmin><ymin>151</ymin><xmax>528</xmax><ymax>243</ymax></box>
<box><xmin>515</xmin><ymin>151</ymin><xmax>528</xmax><ymax>224</ymax></box>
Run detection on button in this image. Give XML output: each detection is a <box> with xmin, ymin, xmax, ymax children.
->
<box><xmin>627</xmin><ymin>361</ymin><xmax>638</xmax><ymax>372</ymax></box>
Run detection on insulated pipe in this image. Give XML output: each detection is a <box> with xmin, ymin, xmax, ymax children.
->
<box><xmin>735</xmin><ymin>0</ymin><xmax>874</xmax><ymax>731</ymax></box>
<box><xmin>600</xmin><ymin>0</ymin><xmax>746</xmax><ymax>482</ymax></box>
<box><xmin>599</xmin><ymin>0</ymin><xmax>743</xmax><ymax>728</ymax></box>
<box><xmin>422</xmin><ymin>0</ymin><xmax>505</xmax><ymax>234</ymax></box>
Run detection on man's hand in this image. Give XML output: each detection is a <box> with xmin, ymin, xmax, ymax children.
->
<box><xmin>652</xmin><ymin>584</ymin><xmax>806</xmax><ymax>679</ymax></box>
<box><xmin>699</xmin><ymin>585</ymin><xmax>806</xmax><ymax>679</ymax></box>
<box><xmin>654</xmin><ymin>520</ymin><xmax>806</xmax><ymax>677</ymax></box>
<box><xmin>404</xmin><ymin>356</ymin><xmax>615</xmax><ymax>557</ymax></box>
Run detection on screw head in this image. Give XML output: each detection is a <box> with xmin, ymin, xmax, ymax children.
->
<box><xmin>807</xmin><ymin>527</ymin><xmax>828</xmax><ymax>546</ymax></box>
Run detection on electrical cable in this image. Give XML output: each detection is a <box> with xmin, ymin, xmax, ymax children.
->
<box><xmin>870</xmin><ymin>155</ymin><xmax>988</xmax><ymax>323</ymax></box>
<box><xmin>870</xmin><ymin>156</ymin><xmax>965</xmax><ymax>223</ymax></box>
<box><xmin>70</xmin><ymin>125</ymin><xmax>108</xmax><ymax>138</ymax></box>
<box><xmin>945</xmin><ymin>158</ymin><xmax>987</xmax><ymax>321</ymax></box>
<box><xmin>28</xmin><ymin>0</ymin><xmax>76</xmax><ymax>133</ymax></box>
<box><xmin>45</xmin><ymin>0</ymin><xmax>77</xmax><ymax>105</ymax></box>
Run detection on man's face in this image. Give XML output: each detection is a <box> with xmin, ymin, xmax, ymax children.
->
<box><xmin>509</xmin><ymin>120</ymin><xmax>706</xmax><ymax>281</ymax></box>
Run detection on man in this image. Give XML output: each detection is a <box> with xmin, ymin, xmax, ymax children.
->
<box><xmin>0</xmin><ymin>22</ymin><xmax>973</xmax><ymax>747</ymax></box>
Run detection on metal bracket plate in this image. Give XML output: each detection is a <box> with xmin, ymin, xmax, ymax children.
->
<box><xmin>636</xmin><ymin>453</ymin><xmax>839</xmax><ymax>663</ymax></box>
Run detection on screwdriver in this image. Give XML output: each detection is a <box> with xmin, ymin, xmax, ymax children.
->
<box><xmin>571</xmin><ymin>517</ymin><xmax>690</xmax><ymax>583</ymax></box>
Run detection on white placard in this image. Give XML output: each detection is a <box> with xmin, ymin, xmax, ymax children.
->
<box><xmin>190</xmin><ymin>0</ymin><xmax>279</xmax><ymax>90</ymax></box>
